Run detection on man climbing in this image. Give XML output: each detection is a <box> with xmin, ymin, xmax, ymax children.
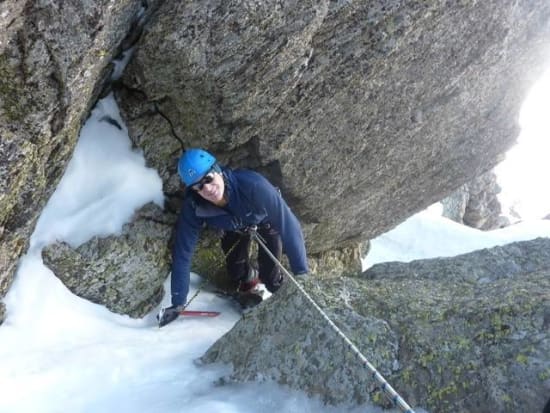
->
<box><xmin>158</xmin><ymin>148</ymin><xmax>309</xmax><ymax>327</ymax></box>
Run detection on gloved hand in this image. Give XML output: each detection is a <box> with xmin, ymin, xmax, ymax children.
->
<box><xmin>157</xmin><ymin>304</ymin><xmax>184</xmax><ymax>328</ymax></box>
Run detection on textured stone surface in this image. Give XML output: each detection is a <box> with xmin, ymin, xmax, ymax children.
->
<box><xmin>3</xmin><ymin>0</ymin><xmax>550</xmax><ymax>334</ymax></box>
<box><xmin>442</xmin><ymin>170</ymin><xmax>509</xmax><ymax>230</ymax></box>
<box><xmin>0</xmin><ymin>0</ymin><xmax>158</xmax><ymax>324</ymax></box>
<box><xmin>308</xmin><ymin>241</ymin><xmax>369</xmax><ymax>277</ymax></box>
<box><xmin>201</xmin><ymin>238</ymin><xmax>550</xmax><ymax>413</ymax></box>
<box><xmin>42</xmin><ymin>204</ymin><xmax>172</xmax><ymax>317</ymax></box>
<box><xmin>120</xmin><ymin>0</ymin><xmax>550</xmax><ymax>256</ymax></box>
<box><xmin>202</xmin><ymin>279</ymin><xmax>400</xmax><ymax>406</ymax></box>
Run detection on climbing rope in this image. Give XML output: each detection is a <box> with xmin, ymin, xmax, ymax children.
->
<box><xmin>248</xmin><ymin>226</ymin><xmax>416</xmax><ymax>413</ymax></box>
<box><xmin>180</xmin><ymin>282</ymin><xmax>203</xmax><ymax>310</ymax></box>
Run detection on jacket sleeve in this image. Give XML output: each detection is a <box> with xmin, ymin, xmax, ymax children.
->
<box><xmin>252</xmin><ymin>176</ymin><xmax>308</xmax><ymax>275</ymax></box>
<box><xmin>170</xmin><ymin>199</ymin><xmax>201</xmax><ymax>306</ymax></box>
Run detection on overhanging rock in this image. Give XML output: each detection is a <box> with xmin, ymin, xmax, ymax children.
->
<box><xmin>120</xmin><ymin>0</ymin><xmax>550</xmax><ymax>254</ymax></box>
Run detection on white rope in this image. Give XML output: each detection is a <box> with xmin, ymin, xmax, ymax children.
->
<box><xmin>249</xmin><ymin>228</ymin><xmax>416</xmax><ymax>413</ymax></box>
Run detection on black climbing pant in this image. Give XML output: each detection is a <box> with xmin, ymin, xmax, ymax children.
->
<box><xmin>221</xmin><ymin>224</ymin><xmax>283</xmax><ymax>293</ymax></box>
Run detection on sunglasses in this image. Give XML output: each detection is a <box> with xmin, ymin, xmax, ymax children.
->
<box><xmin>191</xmin><ymin>172</ymin><xmax>215</xmax><ymax>191</ymax></box>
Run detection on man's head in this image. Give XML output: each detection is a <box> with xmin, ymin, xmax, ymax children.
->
<box><xmin>178</xmin><ymin>148</ymin><xmax>225</xmax><ymax>205</ymax></box>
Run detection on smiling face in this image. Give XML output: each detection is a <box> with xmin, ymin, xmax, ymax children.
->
<box><xmin>192</xmin><ymin>171</ymin><xmax>226</xmax><ymax>206</ymax></box>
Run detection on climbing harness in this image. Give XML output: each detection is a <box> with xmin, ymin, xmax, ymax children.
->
<box><xmin>247</xmin><ymin>225</ymin><xmax>416</xmax><ymax>413</ymax></box>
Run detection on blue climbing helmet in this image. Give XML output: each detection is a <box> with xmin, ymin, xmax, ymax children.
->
<box><xmin>177</xmin><ymin>148</ymin><xmax>217</xmax><ymax>186</ymax></box>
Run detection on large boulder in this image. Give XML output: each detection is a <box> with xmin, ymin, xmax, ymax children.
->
<box><xmin>119</xmin><ymin>0</ymin><xmax>550</xmax><ymax>258</ymax></box>
<box><xmin>442</xmin><ymin>170</ymin><xmax>509</xmax><ymax>230</ymax></box>
<box><xmin>0</xmin><ymin>0</ymin><xmax>162</xmax><ymax>324</ymax></box>
<box><xmin>42</xmin><ymin>204</ymin><xmax>172</xmax><ymax>318</ymax></box>
<box><xmin>201</xmin><ymin>237</ymin><xmax>550</xmax><ymax>413</ymax></box>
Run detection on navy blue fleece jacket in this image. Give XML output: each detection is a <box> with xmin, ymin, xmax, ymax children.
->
<box><xmin>170</xmin><ymin>167</ymin><xmax>308</xmax><ymax>306</ymax></box>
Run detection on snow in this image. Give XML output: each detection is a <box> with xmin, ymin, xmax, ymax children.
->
<box><xmin>362</xmin><ymin>203</ymin><xmax>550</xmax><ymax>269</ymax></box>
<box><xmin>1</xmin><ymin>86</ymin><xmax>550</xmax><ymax>412</ymax></box>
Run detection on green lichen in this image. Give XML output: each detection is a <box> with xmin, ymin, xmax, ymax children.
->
<box><xmin>401</xmin><ymin>368</ymin><xmax>412</xmax><ymax>383</ymax></box>
<box><xmin>515</xmin><ymin>353</ymin><xmax>528</xmax><ymax>365</ymax></box>
<box><xmin>429</xmin><ymin>382</ymin><xmax>459</xmax><ymax>403</ymax></box>
<box><xmin>371</xmin><ymin>391</ymin><xmax>383</xmax><ymax>405</ymax></box>
<box><xmin>191</xmin><ymin>245</ymin><xmax>225</xmax><ymax>280</ymax></box>
<box><xmin>538</xmin><ymin>368</ymin><xmax>550</xmax><ymax>381</ymax></box>
<box><xmin>501</xmin><ymin>393</ymin><xmax>513</xmax><ymax>404</ymax></box>
<box><xmin>0</xmin><ymin>54</ymin><xmax>30</xmax><ymax>123</ymax></box>
<box><xmin>418</xmin><ymin>351</ymin><xmax>435</xmax><ymax>368</ymax></box>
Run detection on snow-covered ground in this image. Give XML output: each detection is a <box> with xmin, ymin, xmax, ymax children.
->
<box><xmin>1</xmin><ymin>77</ymin><xmax>549</xmax><ymax>413</ymax></box>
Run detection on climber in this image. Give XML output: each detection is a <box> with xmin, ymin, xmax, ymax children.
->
<box><xmin>157</xmin><ymin>148</ymin><xmax>309</xmax><ymax>327</ymax></box>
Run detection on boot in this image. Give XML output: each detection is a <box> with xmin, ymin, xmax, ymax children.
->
<box><xmin>239</xmin><ymin>267</ymin><xmax>260</xmax><ymax>293</ymax></box>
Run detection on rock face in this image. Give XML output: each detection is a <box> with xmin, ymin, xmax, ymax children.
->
<box><xmin>42</xmin><ymin>204</ymin><xmax>172</xmax><ymax>318</ymax></box>
<box><xmin>0</xmin><ymin>0</ymin><xmax>161</xmax><ymax>324</ymax></box>
<box><xmin>442</xmin><ymin>170</ymin><xmax>509</xmax><ymax>230</ymax></box>
<box><xmin>2</xmin><ymin>1</ymin><xmax>550</xmax><ymax>325</ymax></box>
<box><xmin>120</xmin><ymin>0</ymin><xmax>550</xmax><ymax>257</ymax></box>
<box><xmin>201</xmin><ymin>238</ymin><xmax>550</xmax><ymax>413</ymax></box>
